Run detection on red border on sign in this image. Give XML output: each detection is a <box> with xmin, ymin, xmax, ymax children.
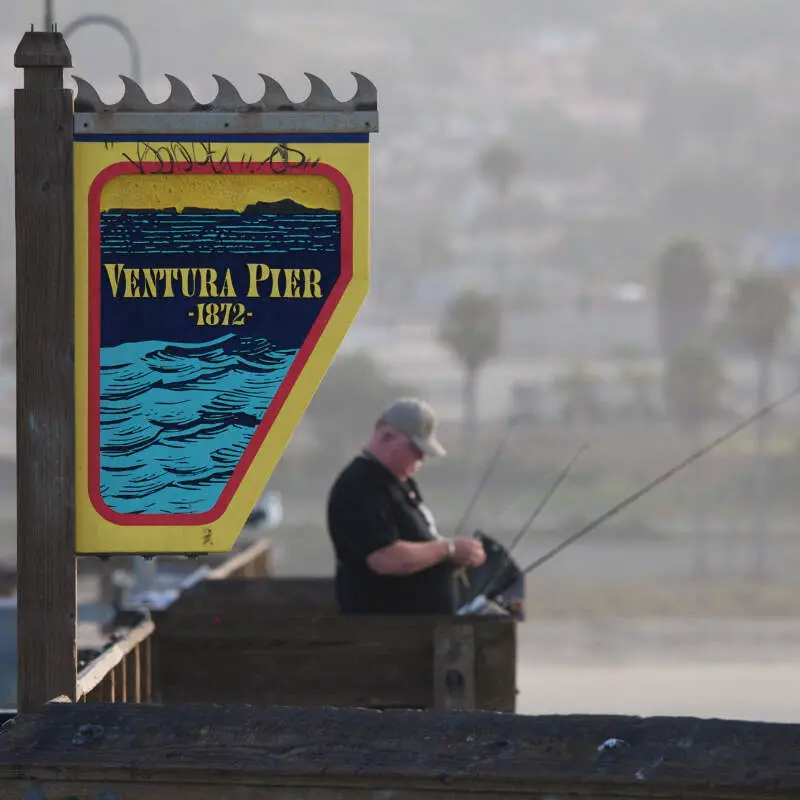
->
<box><xmin>86</xmin><ymin>161</ymin><xmax>354</xmax><ymax>525</ymax></box>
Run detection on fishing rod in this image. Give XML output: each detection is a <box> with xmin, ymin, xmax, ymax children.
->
<box><xmin>488</xmin><ymin>441</ymin><xmax>588</xmax><ymax>537</ymax></box>
<box><xmin>459</xmin><ymin>381</ymin><xmax>800</xmax><ymax>614</ymax></box>
<box><xmin>506</xmin><ymin>442</ymin><xmax>588</xmax><ymax>554</ymax></box>
<box><xmin>453</xmin><ymin>417</ymin><xmax>518</xmax><ymax>538</ymax></box>
<box><xmin>457</xmin><ymin>443</ymin><xmax>588</xmax><ymax>609</ymax></box>
<box><xmin>518</xmin><ymin>381</ymin><xmax>800</xmax><ymax>580</ymax></box>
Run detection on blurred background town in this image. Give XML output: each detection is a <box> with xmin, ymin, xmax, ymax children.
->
<box><xmin>3</xmin><ymin>0</ymin><xmax>800</xmax><ymax>719</ymax></box>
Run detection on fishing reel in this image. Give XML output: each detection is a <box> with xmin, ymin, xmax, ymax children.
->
<box><xmin>454</xmin><ymin>530</ymin><xmax>525</xmax><ymax>620</ymax></box>
<box><xmin>449</xmin><ymin>436</ymin><xmax>586</xmax><ymax>621</ymax></box>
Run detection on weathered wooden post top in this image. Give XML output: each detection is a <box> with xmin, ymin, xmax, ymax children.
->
<box><xmin>70</xmin><ymin>41</ymin><xmax>378</xmax><ymax>556</ymax></box>
<box><xmin>15</xmin><ymin>26</ymin><xmax>78</xmax><ymax>712</ymax></box>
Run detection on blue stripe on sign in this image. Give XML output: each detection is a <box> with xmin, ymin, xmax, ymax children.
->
<box><xmin>74</xmin><ymin>133</ymin><xmax>371</xmax><ymax>143</ymax></box>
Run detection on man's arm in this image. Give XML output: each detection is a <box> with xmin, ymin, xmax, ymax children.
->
<box><xmin>369</xmin><ymin>537</ymin><xmax>487</xmax><ymax>575</ymax></box>
<box><xmin>367</xmin><ymin>539</ymin><xmax>452</xmax><ymax>576</ymax></box>
<box><xmin>329</xmin><ymin>488</ymin><xmax>454</xmax><ymax>577</ymax></box>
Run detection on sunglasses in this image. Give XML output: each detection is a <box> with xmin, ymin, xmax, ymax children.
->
<box><xmin>405</xmin><ymin>435</ymin><xmax>425</xmax><ymax>460</ymax></box>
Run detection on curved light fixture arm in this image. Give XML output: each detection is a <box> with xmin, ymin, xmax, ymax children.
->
<box><xmin>63</xmin><ymin>14</ymin><xmax>142</xmax><ymax>83</ymax></box>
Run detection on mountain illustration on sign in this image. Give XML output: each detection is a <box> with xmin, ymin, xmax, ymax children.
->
<box><xmin>97</xmin><ymin>196</ymin><xmax>341</xmax><ymax>517</ymax></box>
<box><xmin>105</xmin><ymin>199</ymin><xmax>336</xmax><ymax>215</ymax></box>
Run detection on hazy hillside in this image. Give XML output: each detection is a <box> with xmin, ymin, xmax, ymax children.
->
<box><xmin>3</xmin><ymin>0</ymin><xmax>800</xmax><ymax>319</ymax></box>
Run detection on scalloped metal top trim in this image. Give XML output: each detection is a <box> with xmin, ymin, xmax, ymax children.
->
<box><xmin>73</xmin><ymin>72</ymin><xmax>379</xmax><ymax>135</ymax></box>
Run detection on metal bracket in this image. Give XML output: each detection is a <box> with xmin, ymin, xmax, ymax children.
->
<box><xmin>72</xmin><ymin>72</ymin><xmax>379</xmax><ymax>135</ymax></box>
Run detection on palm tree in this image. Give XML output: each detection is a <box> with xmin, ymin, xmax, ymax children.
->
<box><xmin>620</xmin><ymin>363</ymin><xmax>659</xmax><ymax>422</ymax></box>
<box><xmin>477</xmin><ymin>139</ymin><xmax>523</xmax><ymax>285</ymax></box>
<box><xmin>438</xmin><ymin>289</ymin><xmax>502</xmax><ymax>452</ymax></box>
<box><xmin>653</xmin><ymin>238</ymin><xmax>714</xmax><ymax>359</ymax></box>
<box><xmin>727</xmin><ymin>272</ymin><xmax>794</xmax><ymax>577</ymax></box>
<box><xmin>663</xmin><ymin>341</ymin><xmax>726</xmax><ymax>577</ymax></box>
<box><xmin>555</xmin><ymin>361</ymin><xmax>602</xmax><ymax>426</ymax></box>
<box><xmin>478</xmin><ymin>139</ymin><xmax>521</xmax><ymax>199</ymax></box>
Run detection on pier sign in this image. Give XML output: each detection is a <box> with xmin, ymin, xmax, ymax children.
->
<box><xmin>72</xmin><ymin>75</ymin><xmax>377</xmax><ymax>553</ymax></box>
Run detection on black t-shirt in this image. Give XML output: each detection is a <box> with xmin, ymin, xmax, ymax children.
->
<box><xmin>326</xmin><ymin>454</ymin><xmax>456</xmax><ymax>614</ymax></box>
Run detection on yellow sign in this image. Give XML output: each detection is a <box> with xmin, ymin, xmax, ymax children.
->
<box><xmin>74</xmin><ymin>136</ymin><xmax>371</xmax><ymax>553</ymax></box>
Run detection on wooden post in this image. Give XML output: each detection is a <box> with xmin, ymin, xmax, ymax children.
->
<box><xmin>142</xmin><ymin>636</ymin><xmax>152</xmax><ymax>703</ymax></box>
<box><xmin>13</xmin><ymin>30</ymin><xmax>77</xmax><ymax>711</ymax></box>
<box><xmin>125</xmin><ymin>649</ymin><xmax>140</xmax><ymax>703</ymax></box>
<box><xmin>433</xmin><ymin>622</ymin><xmax>476</xmax><ymax>710</ymax></box>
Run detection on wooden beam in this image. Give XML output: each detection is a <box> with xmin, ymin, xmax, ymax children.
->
<box><xmin>0</xmin><ymin>704</ymin><xmax>800</xmax><ymax>797</ymax></box>
<box><xmin>13</xmin><ymin>30</ymin><xmax>76</xmax><ymax>712</ymax></box>
<box><xmin>205</xmin><ymin>538</ymin><xmax>273</xmax><ymax>580</ymax></box>
<box><xmin>151</xmin><ymin>610</ymin><xmax>515</xmax><ymax>710</ymax></box>
<box><xmin>153</xmin><ymin>576</ymin><xmax>337</xmax><ymax>617</ymax></box>
<box><xmin>142</xmin><ymin>635</ymin><xmax>152</xmax><ymax>703</ymax></box>
<box><xmin>433</xmin><ymin>622</ymin><xmax>475</xmax><ymax>710</ymax></box>
<box><xmin>125</xmin><ymin>649</ymin><xmax>140</xmax><ymax>704</ymax></box>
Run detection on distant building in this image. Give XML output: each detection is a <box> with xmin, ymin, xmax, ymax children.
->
<box><xmin>740</xmin><ymin>232</ymin><xmax>800</xmax><ymax>283</ymax></box>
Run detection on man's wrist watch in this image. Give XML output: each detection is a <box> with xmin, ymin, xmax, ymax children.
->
<box><xmin>444</xmin><ymin>538</ymin><xmax>456</xmax><ymax>558</ymax></box>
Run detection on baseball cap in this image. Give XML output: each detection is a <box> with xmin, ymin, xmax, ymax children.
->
<box><xmin>378</xmin><ymin>397</ymin><xmax>447</xmax><ymax>458</ymax></box>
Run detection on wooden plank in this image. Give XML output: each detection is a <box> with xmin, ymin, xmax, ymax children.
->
<box><xmin>154</xmin><ymin>576</ymin><xmax>338</xmax><ymax>618</ymax></box>
<box><xmin>118</xmin><ymin>658</ymin><xmax>127</xmax><ymax>702</ymax></box>
<box><xmin>142</xmin><ymin>636</ymin><xmax>152</xmax><ymax>703</ymax></box>
<box><xmin>0</xmin><ymin>782</ymin><xmax>504</xmax><ymax>799</ymax></box>
<box><xmin>107</xmin><ymin>665</ymin><xmax>117</xmax><ymax>702</ymax></box>
<box><xmin>13</xmin><ymin>30</ymin><xmax>77</xmax><ymax>712</ymax></box>
<box><xmin>125</xmin><ymin>649</ymin><xmax>141</xmax><ymax>704</ymax></box>
<box><xmin>433</xmin><ymin>622</ymin><xmax>475</xmax><ymax>710</ymax></box>
<box><xmin>152</xmin><ymin>615</ymin><xmax>515</xmax><ymax>710</ymax></box>
<box><xmin>205</xmin><ymin>539</ymin><xmax>274</xmax><ymax>580</ymax></box>
<box><xmin>0</xmin><ymin>704</ymin><xmax>800</xmax><ymax>797</ymax></box>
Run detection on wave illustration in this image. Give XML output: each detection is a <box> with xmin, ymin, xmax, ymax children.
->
<box><xmin>98</xmin><ymin>334</ymin><xmax>298</xmax><ymax>515</ymax></box>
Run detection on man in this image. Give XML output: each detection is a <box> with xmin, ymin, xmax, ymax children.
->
<box><xmin>326</xmin><ymin>397</ymin><xmax>486</xmax><ymax>614</ymax></box>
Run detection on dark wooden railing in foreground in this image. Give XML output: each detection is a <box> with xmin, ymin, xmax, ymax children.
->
<box><xmin>74</xmin><ymin>538</ymin><xmax>273</xmax><ymax>705</ymax></box>
<box><xmin>1</xmin><ymin>702</ymin><xmax>798</xmax><ymax>798</ymax></box>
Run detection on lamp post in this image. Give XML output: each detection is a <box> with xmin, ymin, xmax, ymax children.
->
<box><xmin>62</xmin><ymin>14</ymin><xmax>142</xmax><ymax>83</ymax></box>
<box><xmin>43</xmin><ymin>3</ymin><xmax>142</xmax><ymax>83</ymax></box>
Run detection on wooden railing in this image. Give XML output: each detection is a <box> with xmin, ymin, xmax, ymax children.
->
<box><xmin>150</xmin><ymin>575</ymin><xmax>517</xmax><ymax>711</ymax></box>
<box><xmin>203</xmin><ymin>537</ymin><xmax>273</xmax><ymax>581</ymax></box>
<box><xmin>70</xmin><ymin>539</ymin><xmax>520</xmax><ymax>713</ymax></box>
<box><xmin>77</xmin><ymin>620</ymin><xmax>154</xmax><ymax>704</ymax></box>
<box><xmin>2</xmin><ymin>703</ymin><xmax>799</xmax><ymax>798</ymax></box>
<box><xmin>73</xmin><ymin>538</ymin><xmax>273</xmax><ymax>705</ymax></box>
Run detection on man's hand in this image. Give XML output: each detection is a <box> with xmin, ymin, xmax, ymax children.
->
<box><xmin>450</xmin><ymin>537</ymin><xmax>486</xmax><ymax>567</ymax></box>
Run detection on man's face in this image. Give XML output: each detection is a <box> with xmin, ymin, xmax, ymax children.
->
<box><xmin>380</xmin><ymin>426</ymin><xmax>425</xmax><ymax>480</ymax></box>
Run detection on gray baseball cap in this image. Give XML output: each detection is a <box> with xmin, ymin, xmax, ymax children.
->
<box><xmin>378</xmin><ymin>397</ymin><xmax>447</xmax><ymax>457</ymax></box>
